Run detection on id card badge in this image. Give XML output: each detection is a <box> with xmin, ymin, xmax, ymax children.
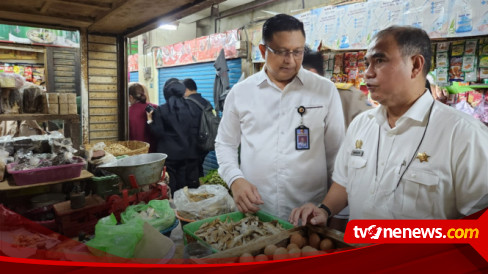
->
<box><xmin>295</xmin><ymin>125</ymin><xmax>310</xmax><ymax>150</ymax></box>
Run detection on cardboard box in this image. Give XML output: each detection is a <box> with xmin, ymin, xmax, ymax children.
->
<box><xmin>47</xmin><ymin>93</ymin><xmax>58</xmax><ymax>104</ymax></box>
<box><xmin>68</xmin><ymin>103</ymin><xmax>77</xmax><ymax>114</ymax></box>
<box><xmin>42</xmin><ymin>94</ymin><xmax>48</xmax><ymax>114</ymax></box>
<box><xmin>67</xmin><ymin>93</ymin><xmax>77</xmax><ymax>104</ymax></box>
<box><xmin>58</xmin><ymin>93</ymin><xmax>68</xmax><ymax>104</ymax></box>
<box><xmin>59</xmin><ymin>103</ymin><xmax>68</xmax><ymax>115</ymax></box>
<box><xmin>48</xmin><ymin>103</ymin><xmax>59</xmax><ymax>114</ymax></box>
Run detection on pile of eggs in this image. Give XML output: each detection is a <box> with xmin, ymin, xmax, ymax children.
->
<box><xmin>238</xmin><ymin>231</ymin><xmax>336</xmax><ymax>263</ymax></box>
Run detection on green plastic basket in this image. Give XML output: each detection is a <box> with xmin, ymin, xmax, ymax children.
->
<box><xmin>182</xmin><ymin>210</ymin><xmax>294</xmax><ymax>253</ymax></box>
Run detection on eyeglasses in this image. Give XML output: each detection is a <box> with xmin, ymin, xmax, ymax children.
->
<box><xmin>265</xmin><ymin>45</ymin><xmax>304</xmax><ymax>58</ymax></box>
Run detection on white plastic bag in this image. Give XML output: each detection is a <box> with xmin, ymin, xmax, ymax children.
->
<box><xmin>174</xmin><ymin>184</ymin><xmax>236</xmax><ymax>220</ymax></box>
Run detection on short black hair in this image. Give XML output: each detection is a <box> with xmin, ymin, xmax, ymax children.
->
<box><xmin>302</xmin><ymin>46</ymin><xmax>324</xmax><ymax>76</ymax></box>
<box><xmin>183</xmin><ymin>78</ymin><xmax>197</xmax><ymax>91</ymax></box>
<box><xmin>262</xmin><ymin>14</ymin><xmax>305</xmax><ymax>44</ymax></box>
<box><xmin>374</xmin><ymin>25</ymin><xmax>432</xmax><ymax>76</ymax></box>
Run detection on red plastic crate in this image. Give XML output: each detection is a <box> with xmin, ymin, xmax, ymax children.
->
<box><xmin>53</xmin><ymin>195</ymin><xmax>109</xmax><ymax>238</ymax></box>
<box><xmin>7</xmin><ymin>156</ymin><xmax>85</xmax><ymax>186</ymax></box>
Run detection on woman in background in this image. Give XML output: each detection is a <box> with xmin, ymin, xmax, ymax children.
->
<box><xmin>128</xmin><ymin>83</ymin><xmax>157</xmax><ymax>152</ymax></box>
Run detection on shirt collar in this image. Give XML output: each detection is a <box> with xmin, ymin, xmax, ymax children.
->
<box><xmin>369</xmin><ymin>89</ymin><xmax>434</xmax><ymax>126</ymax></box>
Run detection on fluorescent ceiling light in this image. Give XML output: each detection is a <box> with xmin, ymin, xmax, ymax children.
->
<box><xmin>159</xmin><ymin>24</ymin><xmax>177</xmax><ymax>30</ymax></box>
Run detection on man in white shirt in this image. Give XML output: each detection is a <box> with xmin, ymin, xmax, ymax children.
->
<box><xmin>215</xmin><ymin>14</ymin><xmax>345</xmax><ymax>221</ymax></box>
<box><xmin>290</xmin><ymin>25</ymin><xmax>488</xmax><ymax>225</ymax></box>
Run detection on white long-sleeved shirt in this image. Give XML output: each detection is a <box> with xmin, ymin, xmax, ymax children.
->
<box><xmin>216</xmin><ymin>67</ymin><xmax>345</xmax><ymax>220</ymax></box>
<box><xmin>333</xmin><ymin>91</ymin><xmax>488</xmax><ymax>219</ymax></box>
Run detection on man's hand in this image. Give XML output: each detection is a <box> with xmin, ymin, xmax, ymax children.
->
<box><xmin>230</xmin><ymin>178</ymin><xmax>264</xmax><ymax>213</ymax></box>
<box><xmin>289</xmin><ymin>203</ymin><xmax>329</xmax><ymax>226</ymax></box>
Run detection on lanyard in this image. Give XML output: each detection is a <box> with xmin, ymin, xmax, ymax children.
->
<box><xmin>375</xmin><ymin>101</ymin><xmax>435</xmax><ymax>191</ymax></box>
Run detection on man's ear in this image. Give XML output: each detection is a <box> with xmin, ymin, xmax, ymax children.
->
<box><xmin>259</xmin><ymin>44</ymin><xmax>266</xmax><ymax>59</ymax></box>
<box><xmin>411</xmin><ymin>54</ymin><xmax>425</xmax><ymax>79</ymax></box>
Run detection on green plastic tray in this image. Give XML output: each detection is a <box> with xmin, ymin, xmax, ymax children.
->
<box><xmin>182</xmin><ymin>210</ymin><xmax>294</xmax><ymax>253</ymax></box>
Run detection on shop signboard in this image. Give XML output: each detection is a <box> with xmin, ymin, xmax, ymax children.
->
<box><xmin>154</xmin><ymin>29</ymin><xmax>239</xmax><ymax>68</ymax></box>
<box><xmin>128</xmin><ymin>54</ymin><xmax>139</xmax><ymax>72</ymax></box>
<box><xmin>0</xmin><ymin>24</ymin><xmax>79</xmax><ymax>48</ymax></box>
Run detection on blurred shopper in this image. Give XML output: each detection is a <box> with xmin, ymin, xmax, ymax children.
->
<box><xmin>128</xmin><ymin>83</ymin><xmax>158</xmax><ymax>152</ymax></box>
<box><xmin>147</xmin><ymin>80</ymin><xmax>199</xmax><ymax>195</ymax></box>
<box><xmin>183</xmin><ymin>78</ymin><xmax>213</xmax><ymax>178</ymax></box>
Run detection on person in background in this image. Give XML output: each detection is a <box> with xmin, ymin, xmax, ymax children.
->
<box><xmin>302</xmin><ymin>47</ymin><xmax>372</xmax><ymax>129</ymax></box>
<box><xmin>128</xmin><ymin>83</ymin><xmax>158</xmax><ymax>152</ymax></box>
<box><xmin>147</xmin><ymin>79</ymin><xmax>199</xmax><ymax>195</ymax></box>
<box><xmin>183</xmin><ymin>78</ymin><xmax>212</xmax><ymax>178</ymax></box>
<box><xmin>215</xmin><ymin>14</ymin><xmax>345</xmax><ymax>221</ymax></box>
<box><xmin>290</xmin><ymin>26</ymin><xmax>488</xmax><ymax>226</ymax></box>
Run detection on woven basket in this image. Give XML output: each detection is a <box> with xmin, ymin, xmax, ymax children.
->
<box><xmin>84</xmin><ymin>140</ymin><xmax>149</xmax><ymax>157</ymax></box>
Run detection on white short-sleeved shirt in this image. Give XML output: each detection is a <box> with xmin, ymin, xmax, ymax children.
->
<box><xmin>333</xmin><ymin>91</ymin><xmax>488</xmax><ymax>219</ymax></box>
<box><xmin>216</xmin><ymin>68</ymin><xmax>345</xmax><ymax>220</ymax></box>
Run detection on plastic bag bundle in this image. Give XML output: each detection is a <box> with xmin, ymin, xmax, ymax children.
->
<box><xmin>174</xmin><ymin>184</ymin><xmax>236</xmax><ymax>220</ymax></box>
<box><xmin>85</xmin><ymin>214</ymin><xmax>144</xmax><ymax>258</ymax></box>
<box><xmin>120</xmin><ymin>199</ymin><xmax>175</xmax><ymax>232</ymax></box>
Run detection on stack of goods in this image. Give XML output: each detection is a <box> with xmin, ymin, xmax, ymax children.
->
<box><xmin>45</xmin><ymin>93</ymin><xmax>77</xmax><ymax>115</ymax></box>
<box><xmin>329</xmin><ymin>51</ymin><xmax>367</xmax><ymax>88</ymax></box>
<box><xmin>434</xmin><ymin>38</ymin><xmax>488</xmax><ymax>86</ymax></box>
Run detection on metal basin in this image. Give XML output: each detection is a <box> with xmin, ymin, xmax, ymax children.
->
<box><xmin>98</xmin><ymin>153</ymin><xmax>167</xmax><ymax>187</ymax></box>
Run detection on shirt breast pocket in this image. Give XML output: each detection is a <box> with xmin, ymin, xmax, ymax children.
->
<box><xmin>346</xmin><ymin>156</ymin><xmax>367</xmax><ymax>195</ymax></box>
<box><xmin>396</xmin><ymin>168</ymin><xmax>439</xmax><ymax>218</ymax></box>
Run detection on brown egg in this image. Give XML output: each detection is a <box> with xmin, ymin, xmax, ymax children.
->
<box><xmin>273</xmin><ymin>247</ymin><xmax>288</xmax><ymax>260</ymax></box>
<box><xmin>287</xmin><ymin>243</ymin><xmax>299</xmax><ymax>251</ymax></box>
<box><xmin>239</xmin><ymin>253</ymin><xmax>254</xmax><ymax>263</ymax></box>
<box><xmin>290</xmin><ymin>233</ymin><xmax>305</xmax><ymax>248</ymax></box>
<box><xmin>264</xmin><ymin>244</ymin><xmax>278</xmax><ymax>257</ymax></box>
<box><xmin>254</xmin><ymin>254</ymin><xmax>268</xmax><ymax>262</ymax></box>
<box><xmin>319</xmin><ymin>238</ymin><xmax>335</xmax><ymax>251</ymax></box>
<box><xmin>288</xmin><ymin>248</ymin><xmax>301</xmax><ymax>259</ymax></box>
<box><xmin>308</xmin><ymin>232</ymin><xmax>321</xmax><ymax>249</ymax></box>
<box><xmin>301</xmin><ymin>245</ymin><xmax>318</xmax><ymax>256</ymax></box>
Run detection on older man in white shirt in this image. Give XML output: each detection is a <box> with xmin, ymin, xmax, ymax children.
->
<box><xmin>215</xmin><ymin>14</ymin><xmax>345</xmax><ymax>221</ymax></box>
<box><xmin>290</xmin><ymin>26</ymin><xmax>488</xmax><ymax>225</ymax></box>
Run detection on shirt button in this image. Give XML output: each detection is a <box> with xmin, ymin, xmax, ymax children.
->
<box><xmin>411</xmin><ymin>173</ymin><xmax>416</xmax><ymax>178</ymax></box>
<box><xmin>281</xmin><ymin>131</ymin><xmax>284</xmax><ymax>135</ymax></box>
<box><xmin>381</xmin><ymin>163</ymin><xmax>384</xmax><ymax>166</ymax></box>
